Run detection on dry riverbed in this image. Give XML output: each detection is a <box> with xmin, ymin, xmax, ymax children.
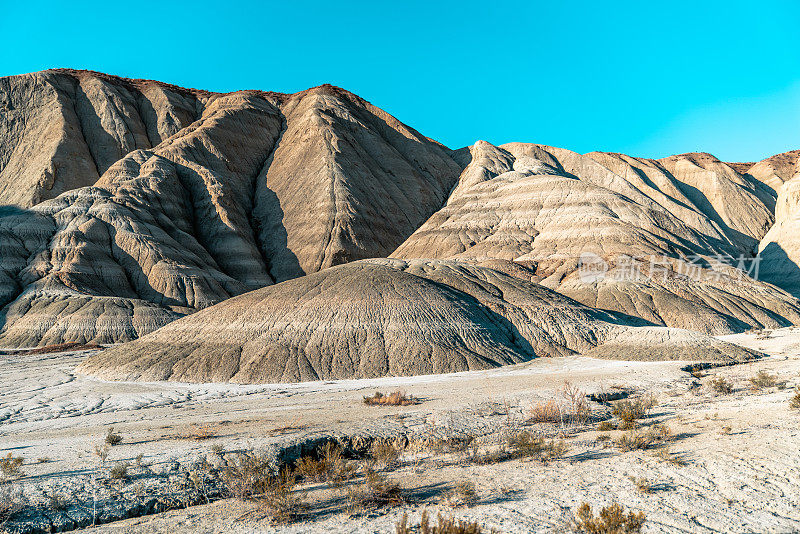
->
<box><xmin>2</xmin><ymin>328</ymin><xmax>800</xmax><ymax>533</ymax></box>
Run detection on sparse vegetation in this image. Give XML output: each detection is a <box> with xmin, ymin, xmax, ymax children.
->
<box><xmin>446</xmin><ymin>479</ymin><xmax>478</xmax><ymax>507</ymax></box>
<box><xmin>611</xmin><ymin>395</ymin><xmax>657</xmax><ymax>429</ymax></box>
<box><xmin>749</xmin><ymin>370</ymin><xmax>778</xmax><ymax>391</ymax></box>
<box><xmin>258</xmin><ymin>467</ymin><xmax>304</xmax><ymax>524</ymax></box>
<box><xmin>183</xmin><ymin>424</ymin><xmax>216</xmax><ymax>440</ymax></box>
<box><xmin>652</xmin><ymin>447</ymin><xmax>687</xmax><ymax>466</ymax></box>
<box><xmin>105</xmin><ymin>427</ymin><xmax>123</xmax><ymax>446</ymax></box>
<box><xmin>210</xmin><ymin>444</ymin><xmax>226</xmax><ymax>456</ymax></box>
<box><xmin>294</xmin><ymin>442</ymin><xmax>355</xmax><ymax>487</ymax></box>
<box><xmin>597</xmin><ymin>420</ymin><xmax>616</xmax><ymax>431</ymax></box>
<box><xmin>0</xmin><ymin>453</ymin><xmax>24</xmax><ymax>480</ymax></box>
<box><xmin>615</xmin><ymin>424</ymin><xmax>672</xmax><ymax>451</ymax></box>
<box><xmin>529</xmin><ymin>400</ymin><xmax>562</xmax><ymax>423</ymax></box>
<box><xmin>396</xmin><ymin>509</ymin><xmax>498</xmax><ymax>533</ymax></box>
<box><xmin>709</xmin><ymin>376</ymin><xmax>733</xmax><ymax>394</ymax></box>
<box><xmin>507</xmin><ymin>430</ymin><xmax>569</xmax><ymax>462</ymax></box>
<box><xmin>363</xmin><ymin>390</ymin><xmax>417</xmax><ymax>406</ymax></box>
<box><xmin>790</xmin><ymin>388</ymin><xmax>800</xmax><ymax>409</ymax></box>
<box><xmin>346</xmin><ymin>466</ymin><xmax>403</xmax><ymax>515</ymax></box>
<box><xmin>629</xmin><ymin>476</ymin><xmax>652</xmax><ymax>494</ymax></box>
<box><xmin>573</xmin><ymin>502</ymin><xmax>646</xmax><ymax>533</ymax></box>
<box><xmin>36</xmin><ymin>457</ymin><xmax>50</xmax><ymax>464</ymax></box>
<box><xmin>370</xmin><ymin>439</ymin><xmax>401</xmax><ymax>469</ymax></box>
<box><xmin>109</xmin><ymin>462</ymin><xmax>129</xmax><ymax>480</ymax></box>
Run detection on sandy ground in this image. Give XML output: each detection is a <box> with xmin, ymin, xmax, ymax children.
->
<box><xmin>3</xmin><ymin>328</ymin><xmax>800</xmax><ymax>532</ymax></box>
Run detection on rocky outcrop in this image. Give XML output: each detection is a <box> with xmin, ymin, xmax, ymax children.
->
<box><xmin>394</xmin><ymin>142</ymin><xmax>800</xmax><ymax>333</ymax></box>
<box><xmin>77</xmin><ymin>259</ymin><xmax>758</xmax><ymax>383</ymax></box>
<box><xmin>0</xmin><ymin>72</ymin><xmax>462</xmax><ymax>347</ymax></box>
<box><xmin>758</xmin><ymin>171</ymin><xmax>800</xmax><ymax>295</ymax></box>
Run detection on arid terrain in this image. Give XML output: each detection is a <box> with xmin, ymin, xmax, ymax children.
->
<box><xmin>2</xmin><ymin>69</ymin><xmax>800</xmax><ymax>533</ymax></box>
<box><xmin>2</xmin><ymin>328</ymin><xmax>800</xmax><ymax>532</ymax></box>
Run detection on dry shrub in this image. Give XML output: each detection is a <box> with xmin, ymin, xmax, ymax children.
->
<box><xmin>597</xmin><ymin>420</ymin><xmax>616</xmax><ymax>431</ymax></box>
<box><xmin>294</xmin><ymin>442</ymin><xmax>355</xmax><ymax>487</ymax></box>
<box><xmin>615</xmin><ymin>425</ymin><xmax>671</xmax><ymax>452</ymax></box>
<box><xmin>611</xmin><ymin>395</ymin><xmax>657</xmax><ymax>429</ymax></box>
<box><xmin>396</xmin><ymin>510</ymin><xmax>498</xmax><ymax>534</ymax></box>
<box><xmin>652</xmin><ymin>447</ymin><xmax>687</xmax><ymax>466</ymax></box>
<box><xmin>0</xmin><ymin>453</ymin><xmax>24</xmax><ymax>480</ymax></box>
<box><xmin>363</xmin><ymin>391</ymin><xmax>417</xmax><ymax>406</ymax></box>
<box><xmin>104</xmin><ymin>427</ymin><xmax>122</xmax><ymax>446</ymax></box>
<box><xmin>258</xmin><ymin>468</ymin><xmax>303</xmax><ymax>524</ymax></box>
<box><xmin>222</xmin><ymin>451</ymin><xmax>274</xmax><ymax>499</ymax></box>
<box><xmin>562</xmin><ymin>382</ymin><xmax>592</xmax><ymax>425</ymax></box>
<box><xmin>346</xmin><ymin>467</ymin><xmax>403</xmax><ymax>514</ymax></box>
<box><xmin>529</xmin><ymin>400</ymin><xmax>562</xmax><ymax>424</ymax></box>
<box><xmin>790</xmin><ymin>388</ymin><xmax>800</xmax><ymax>410</ymax></box>
<box><xmin>507</xmin><ymin>431</ymin><xmax>569</xmax><ymax>462</ymax></box>
<box><xmin>446</xmin><ymin>479</ymin><xmax>478</xmax><ymax>507</ymax></box>
<box><xmin>370</xmin><ymin>440</ymin><xmax>401</xmax><ymax>469</ymax></box>
<box><xmin>0</xmin><ymin>485</ymin><xmax>24</xmax><ymax>525</ymax></box>
<box><xmin>573</xmin><ymin>502</ymin><xmax>645</xmax><ymax>533</ymax></box>
<box><xmin>109</xmin><ymin>463</ymin><xmax>129</xmax><ymax>480</ymax></box>
<box><xmin>708</xmin><ymin>376</ymin><xmax>733</xmax><ymax>394</ymax></box>
<box><xmin>629</xmin><ymin>476</ymin><xmax>651</xmax><ymax>494</ymax></box>
<box><xmin>749</xmin><ymin>370</ymin><xmax>778</xmax><ymax>391</ymax></box>
<box><xmin>183</xmin><ymin>424</ymin><xmax>216</xmax><ymax>441</ymax></box>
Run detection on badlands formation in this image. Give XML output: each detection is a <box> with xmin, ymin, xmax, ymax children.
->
<box><xmin>0</xmin><ymin>69</ymin><xmax>799</xmax><ymax>382</ymax></box>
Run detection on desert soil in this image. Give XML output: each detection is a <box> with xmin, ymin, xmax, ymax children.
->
<box><xmin>3</xmin><ymin>328</ymin><xmax>800</xmax><ymax>533</ymax></box>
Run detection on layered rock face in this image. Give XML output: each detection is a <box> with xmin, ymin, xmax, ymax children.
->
<box><xmin>78</xmin><ymin>259</ymin><xmax>758</xmax><ymax>383</ymax></box>
<box><xmin>0</xmin><ymin>71</ymin><xmax>461</xmax><ymax>346</ymax></box>
<box><xmin>2</xmin><ymin>69</ymin><xmax>799</xmax><ymax>383</ymax></box>
<box><xmin>394</xmin><ymin>142</ymin><xmax>800</xmax><ymax>334</ymax></box>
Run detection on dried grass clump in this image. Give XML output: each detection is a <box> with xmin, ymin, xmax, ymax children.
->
<box><xmin>183</xmin><ymin>424</ymin><xmax>216</xmax><ymax>441</ymax></box>
<box><xmin>708</xmin><ymin>376</ymin><xmax>733</xmax><ymax>394</ymax></box>
<box><xmin>346</xmin><ymin>467</ymin><xmax>403</xmax><ymax>515</ymax></box>
<box><xmin>652</xmin><ymin>447</ymin><xmax>687</xmax><ymax>466</ymax></box>
<box><xmin>529</xmin><ymin>400</ymin><xmax>562</xmax><ymax>423</ymax></box>
<box><xmin>749</xmin><ymin>370</ymin><xmax>778</xmax><ymax>391</ymax></box>
<box><xmin>109</xmin><ymin>463</ymin><xmax>129</xmax><ymax>480</ymax></box>
<box><xmin>445</xmin><ymin>479</ymin><xmax>478</xmax><ymax>507</ymax></box>
<box><xmin>507</xmin><ymin>431</ymin><xmax>569</xmax><ymax>462</ymax></box>
<box><xmin>294</xmin><ymin>442</ymin><xmax>355</xmax><ymax>487</ymax></box>
<box><xmin>221</xmin><ymin>451</ymin><xmax>274</xmax><ymax>499</ymax></box>
<box><xmin>258</xmin><ymin>468</ymin><xmax>303</xmax><ymax>525</ymax></box>
<box><xmin>611</xmin><ymin>395</ymin><xmax>657</xmax><ymax>429</ymax></box>
<box><xmin>370</xmin><ymin>440</ymin><xmax>401</xmax><ymax>469</ymax></box>
<box><xmin>104</xmin><ymin>427</ymin><xmax>122</xmax><ymax>446</ymax></box>
<box><xmin>615</xmin><ymin>425</ymin><xmax>672</xmax><ymax>452</ymax></box>
<box><xmin>597</xmin><ymin>420</ymin><xmax>616</xmax><ymax>431</ymax></box>
<box><xmin>790</xmin><ymin>388</ymin><xmax>800</xmax><ymax>410</ymax></box>
<box><xmin>396</xmin><ymin>510</ymin><xmax>498</xmax><ymax>534</ymax></box>
<box><xmin>0</xmin><ymin>453</ymin><xmax>24</xmax><ymax>480</ymax></box>
<box><xmin>363</xmin><ymin>391</ymin><xmax>418</xmax><ymax>406</ymax></box>
<box><xmin>573</xmin><ymin>502</ymin><xmax>645</xmax><ymax>533</ymax></box>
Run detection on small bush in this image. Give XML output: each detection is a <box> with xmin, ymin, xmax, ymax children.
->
<box><xmin>0</xmin><ymin>485</ymin><xmax>24</xmax><ymax>524</ymax></box>
<box><xmin>105</xmin><ymin>427</ymin><xmax>122</xmax><ymax>446</ymax></box>
<box><xmin>629</xmin><ymin>476</ymin><xmax>651</xmax><ymax>493</ymax></box>
<box><xmin>346</xmin><ymin>467</ymin><xmax>403</xmax><ymax>514</ymax></box>
<box><xmin>789</xmin><ymin>388</ymin><xmax>800</xmax><ymax>410</ymax></box>
<box><xmin>370</xmin><ymin>440</ymin><xmax>401</xmax><ymax>469</ymax></box>
<box><xmin>183</xmin><ymin>424</ymin><xmax>216</xmax><ymax>440</ymax></box>
<box><xmin>615</xmin><ymin>425</ymin><xmax>671</xmax><ymax>452</ymax></box>
<box><xmin>222</xmin><ymin>451</ymin><xmax>274</xmax><ymax>499</ymax></box>
<box><xmin>396</xmin><ymin>510</ymin><xmax>497</xmax><ymax>534</ymax></box>
<box><xmin>597</xmin><ymin>420</ymin><xmax>616</xmax><ymax>431</ymax></box>
<box><xmin>749</xmin><ymin>370</ymin><xmax>778</xmax><ymax>391</ymax></box>
<box><xmin>363</xmin><ymin>391</ymin><xmax>417</xmax><ymax>406</ymax></box>
<box><xmin>709</xmin><ymin>376</ymin><xmax>733</xmax><ymax>394</ymax></box>
<box><xmin>258</xmin><ymin>467</ymin><xmax>303</xmax><ymax>525</ymax></box>
<box><xmin>109</xmin><ymin>463</ymin><xmax>129</xmax><ymax>480</ymax></box>
<box><xmin>36</xmin><ymin>457</ymin><xmax>50</xmax><ymax>464</ymax></box>
<box><xmin>573</xmin><ymin>502</ymin><xmax>645</xmax><ymax>533</ymax></box>
<box><xmin>0</xmin><ymin>453</ymin><xmax>24</xmax><ymax>480</ymax></box>
<box><xmin>507</xmin><ymin>431</ymin><xmax>569</xmax><ymax>462</ymax></box>
<box><xmin>294</xmin><ymin>442</ymin><xmax>355</xmax><ymax>487</ymax></box>
<box><xmin>446</xmin><ymin>479</ymin><xmax>478</xmax><ymax>507</ymax></box>
<box><xmin>611</xmin><ymin>396</ymin><xmax>657</xmax><ymax>429</ymax></box>
<box><xmin>652</xmin><ymin>447</ymin><xmax>687</xmax><ymax>466</ymax></box>
<box><xmin>529</xmin><ymin>400</ymin><xmax>562</xmax><ymax>423</ymax></box>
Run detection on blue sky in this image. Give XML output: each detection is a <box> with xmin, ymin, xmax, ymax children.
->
<box><xmin>2</xmin><ymin>0</ymin><xmax>798</xmax><ymax>162</ymax></box>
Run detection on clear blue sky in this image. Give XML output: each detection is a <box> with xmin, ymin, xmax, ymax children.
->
<box><xmin>2</xmin><ymin>0</ymin><xmax>798</xmax><ymax>162</ymax></box>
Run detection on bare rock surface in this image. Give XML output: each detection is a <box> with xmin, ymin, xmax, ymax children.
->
<box><xmin>394</xmin><ymin>141</ymin><xmax>800</xmax><ymax>333</ymax></box>
<box><xmin>78</xmin><ymin>259</ymin><xmax>757</xmax><ymax>383</ymax></box>
<box><xmin>0</xmin><ymin>72</ymin><xmax>461</xmax><ymax>347</ymax></box>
